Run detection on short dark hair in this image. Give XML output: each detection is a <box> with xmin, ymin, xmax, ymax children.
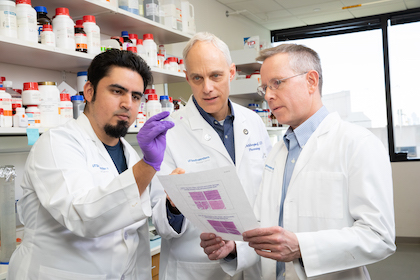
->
<box><xmin>87</xmin><ymin>49</ymin><xmax>153</xmax><ymax>102</ymax></box>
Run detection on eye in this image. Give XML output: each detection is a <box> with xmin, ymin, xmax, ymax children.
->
<box><xmin>112</xmin><ymin>89</ymin><xmax>122</xmax><ymax>95</ymax></box>
<box><xmin>132</xmin><ymin>94</ymin><xmax>141</xmax><ymax>101</ymax></box>
<box><xmin>192</xmin><ymin>75</ymin><xmax>202</xmax><ymax>81</ymax></box>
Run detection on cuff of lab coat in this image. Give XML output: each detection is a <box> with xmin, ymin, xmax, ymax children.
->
<box><xmin>120</xmin><ymin>167</ymin><xmax>152</xmax><ymax>221</ymax></box>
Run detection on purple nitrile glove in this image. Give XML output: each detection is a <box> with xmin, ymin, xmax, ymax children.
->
<box><xmin>137</xmin><ymin>111</ymin><xmax>175</xmax><ymax>171</ymax></box>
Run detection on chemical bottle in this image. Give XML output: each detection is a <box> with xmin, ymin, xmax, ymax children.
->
<box><xmin>127</xmin><ymin>46</ymin><xmax>137</xmax><ymax>54</ymax></box>
<box><xmin>58</xmin><ymin>93</ymin><xmax>73</xmax><ymax>125</ymax></box>
<box><xmin>38</xmin><ymin>81</ymin><xmax>59</xmax><ymax>128</ymax></box>
<box><xmin>181</xmin><ymin>0</ymin><xmax>195</xmax><ymax>35</ymax></box>
<box><xmin>121</xmin><ymin>31</ymin><xmax>133</xmax><ymax>50</ymax></box>
<box><xmin>168</xmin><ymin>56</ymin><xmax>178</xmax><ymax>72</ymax></box>
<box><xmin>168</xmin><ymin>96</ymin><xmax>174</xmax><ymax>112</ymax></box>
<box><xmin>13</xmin><ymin>107</ymin><xmax>28</xmax><ymax>127</ymax></box>
<box><xmin>143</xmin><ymin>33</ymin><xmax>157</xmax><ymax>67</ymax></box>
<box><xmin>129</xmin><ymin>33</ymin><xmax>137</xmax><ymax>46</ymax></box>
<box><xmin>178</xmin><ymin>59</ymin><xmax>185</xmax><ymax>72</ymax></box>
<box><xmin>40</xmin><ymin>24</ymin><xmax>55</xmax><ymax>46</ymax></box>
<box><xmin>110</xmin><ymin>36</ymin><xmax>123</xmax><ymax>50</ymax></box>
<box><xmin>34</xmin><ymin>6</ymin><xmax>51</xmax><ymax>43</ymax></box>
<box><xmin>160</xmin><ymin>95</ymin><xmax>173</xmax><ymax>113</ymax></box>
<box><xmin>22</xmin><ymin>82</ymin><xmax>40</xmax><ymax>106</ymax></box>
<box><xmin>83</xmin><ymin>15</ymin><xmax>101</xmax><ymax>55</ymax></box>
<box><xmin>2</xmin><ymin>81</ymin><xmax>22</xmax><ymax>114</ymax></box>
<box><xmin>77</xmin><ymin>71</ymin><xmax>88</xmax><ymax>95</ymax></box>
<box><xmin>139</xmin><ymin>0</ymin><xmax>144</xmax><ymax>16</ymax></box>
<box><xmin>71</xmin><ymin>95</ymin><xmax>85</xmax><ymax>119</ymax></box>
<box><xmin>119</xmin><ymin>0</ymin><xmax>139</xmax><ymax>15</ymax></box>
<box><xmin>144</xmin><ymin>0</ymin><xmax>160</xmax><ymax>23</ymax></box>
<box><xmin>0</xmin><ymin>165</ymin><xmax>17</xmax><ymax>264</ymax></box>
<box><xmin>52</xmin><ymin>7</ymin><xmax>75</xmax><ymax>51</ymax></box>
<box><xmin>0</xmin><ymin>87</ymin><xmax>12</xmax><ymax>127</ymax></box>
<box><xmin>74</xmin><ymin>20</ymin><xmax>88</xmax><ymax>53</ymax></box>
<box><xmin>0</xmin><ymin>1</ymin><xmax>17</xmax><ymax>38</ymax></box>
<box><xmin>16</xmin><ymin>0</ymin><xmax>38</xmax><ymax>43</ymax></box>
<box><xmin>161</xmin><ymin>0</ymin><xmax>181</xmax><ymax>31</ymax></box>
<box><xmin>139</xmin><ymin>95</ymin><xmax>146</xmax><ymax>116</ymax></box>
<box><xmin>136</xmin><ymin>39</ymin><xmax>147</xmax><ymax>61</ymax></box>
<box><xmin>158</xmin><ymin>44</ymin><xmax>166</xmax><ymax>58</ymax></box>
<box><xmin>25</xmin><ymin>105</ymin><xmax>41</xmax><ymax>127</ymax></box>
<box><xmin>136</xmin><ymin>111</ymin><xmax>146</xmax><ymax>129</ymax></box>
<box><xmin>146</xmin><ymin>94</ymin><xmax>161</xmax><ymax>119</ymax></box>
<box><xmin>0</xmin><ymin>108</ymin><xmax>4</xmax><ymax>127</ymax></box>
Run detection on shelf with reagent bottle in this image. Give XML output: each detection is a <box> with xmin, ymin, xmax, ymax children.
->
<box><xmin>231</xmin><ymin>49</ymin><xmax>262</xmax><ymax>75</ymax></box>
<box><xmin>31</xmin><ymin>0</ymin><xmax>193</xmax><ymax>45</ymax></box>
<box><xmin>230</xmin><ymin>78</ymin><xmax>262</xmax><ymax>101</ymax></box>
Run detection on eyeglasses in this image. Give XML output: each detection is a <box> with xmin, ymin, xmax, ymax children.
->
<box><xmin>257</xmin><ymin>72</ymin><xmax>308</xmax><ymax>96</ymax></box>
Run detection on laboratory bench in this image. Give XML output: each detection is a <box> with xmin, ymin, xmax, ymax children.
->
<box><xmin>0</xmin><ymin>238</ymin><xmax>161</xmax><ymax>280</ymax></box>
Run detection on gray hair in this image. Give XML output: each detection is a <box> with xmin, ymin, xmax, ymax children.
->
<box><xmin>257</xmin><ymin>44</ymin><xmax>323</xmax><ymax>95</ymax></box>
<box><xmin>183</xmin><ymin>32</ymin><xmax>232</xmax><ymax>71</ymax></box>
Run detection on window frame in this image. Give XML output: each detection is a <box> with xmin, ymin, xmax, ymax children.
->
<box><xmin>271</xmin><ymin>8</ymin><xmax>420</xmax><ymax>162</ymax></box>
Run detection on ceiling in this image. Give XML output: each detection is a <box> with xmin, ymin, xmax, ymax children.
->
<box><xmin>216</xmin><ymin>0</ymin><xmax>420</xmax><ymax>30</ymax></box>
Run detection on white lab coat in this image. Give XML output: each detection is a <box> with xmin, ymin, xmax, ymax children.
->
<box><xmin>227</xmin><ymin>112</ymin><xmax>396</xmax><ymax>280</ymax></box>
<box><xmin>8</xmin><ymin>113</ymin><xmax>153</xmax><ymax>280</ymax></box>
<box><xmin>150</xmin><ymin>96</ymin><xmax>272</xmax><ymax>280</ymax></box>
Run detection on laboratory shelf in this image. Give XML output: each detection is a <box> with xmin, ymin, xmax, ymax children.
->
<box><xmin>231</xmin><ymin>49</ymin><xmax>262</xmax><ymax>75</ymax></box>
<box><xmin>230</xmin><ymin>79</ymin><xmax>262</xmax><ymax>101</ymax></box>
<box><xmin>31</xmin><ymin>0</ymin><xmax>193</xmax><ymax>45</ymax></box>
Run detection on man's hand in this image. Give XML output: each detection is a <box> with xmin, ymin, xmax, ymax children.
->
<box><xmin>137</xmin><ymin>111</ymin><xmax>174</xmax><ymax>171</ymax></box>
<box><xmin>166</xmin><ymin>168</ymin><xmax>185</xmax><ymax>214</ymax></box>
<box><xmin>200</xmin><ymin>233</ymin><xmax>236</xmax><ymax>260</ymax></box>
<box><xmin>243</xmin><ymin>226</ymin><xmax>301</xmax><ymax>262</ymax></box>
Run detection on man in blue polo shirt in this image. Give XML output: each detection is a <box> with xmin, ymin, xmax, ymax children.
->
<box><xmin>150</xmin><ymin>32</ymin><xmax>272</xmax><ymax>280</ymax></box>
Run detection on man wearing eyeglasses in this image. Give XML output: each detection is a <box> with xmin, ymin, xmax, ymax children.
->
<box><xmin>200</xmin><ymin>44</ymin><xmax>396</xmax><ymax>279</ymax></box>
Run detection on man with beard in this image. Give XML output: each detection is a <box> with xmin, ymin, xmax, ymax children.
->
<box><xmin>8</xmin><ymin>49</ymin><xmax>174</xmax><ymax>280</ymax></box>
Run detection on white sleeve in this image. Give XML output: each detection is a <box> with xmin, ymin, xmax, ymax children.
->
<box><xmin>27</xmin><ymin>130</ymin><xmax>150</xmax><ymax>238</ymax></box>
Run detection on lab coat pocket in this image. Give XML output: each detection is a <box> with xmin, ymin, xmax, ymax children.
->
<box><xmin>38</xmin><ymin>266</ymin><xmax>107</xmax><ymax>280</ymax></box>
<box><xmin>176</xmin><ymin>261</ymin><xmax>227</xmax><ymax>280</ymax></box>
<box><xmin>298</xmin><ymin>172</ymin><xmax>345</xmax><ymax>219</ymax></box>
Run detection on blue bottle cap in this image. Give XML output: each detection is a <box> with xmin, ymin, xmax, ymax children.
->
<box><xmin>121</xmin><ymin>31</ymin><xmax>129</xmax><ymax>37</ymax></box>
<box><xmin>34</xmin><ymin>6</ymin><xmax>47</xmax><ymax>13</ymax></box>
<box><xmin>77</xmin><ymin>71</ymin><xmax>87</xmax><ymax>76</ymax></box>
<box><xmin>160</xmin><ymin>95</ymin><xmax>169</xmax><ymax>101</ymax></box>
<box><xmin>71</xmin><ymin>95</ymin><xmax>84</xmax><ymax>101</ymax></box>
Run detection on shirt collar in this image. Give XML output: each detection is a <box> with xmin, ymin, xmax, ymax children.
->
<box><xmin>284</xmin><ymin>106</ymin><xmax>329</xmax><ymax>148</ymax></box>
<box><xmin>192</xmin><ymin>95</ymin><xmax>235</xmax><ymax>126</ymax></box>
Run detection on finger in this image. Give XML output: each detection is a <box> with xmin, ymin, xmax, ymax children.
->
<box><xmin>243</xmin><ymin>226</ymin><xmax>281</xmax><ymax>240</ymax></box>
<box><xmin>147</xmin><ymin>111</ymin><xmax>170</xmax><ymax>122</ymax></box>
<box><xmin>254</xmin><ymin>249</ymin><xmax>279</xmax><ymax>261</ymax></box>
<box><xmin>170</xmin><ymin>168</ymin><xmax>185</xmax><ymax>175</ymax></box>
<box><xmin>200</xmin><ymin>233</ymin><xmax>216</xmax><ymax>241</ymax></box>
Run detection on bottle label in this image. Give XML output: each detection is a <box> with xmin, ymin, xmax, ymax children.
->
<box><xmin>0</xmin><ymin>10</ymin><xmax>17</xmax><ymax>31</ymax></box>
<box><xmin>145</xmin><ymin>3</ymin><xmax>159</xmax><ymax>16</ymax></box>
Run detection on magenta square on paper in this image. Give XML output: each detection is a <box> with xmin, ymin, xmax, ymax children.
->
<box><xmin>209</xmin><ymin>200</ymin><xmax>225</xmax><ymax>210</ymax></box>
<box><xmin>208</xmin><ymin>220</ymin><xmax>223</xmax><ymax>227</ymax></box>
<box><xmin>203</xmin><ymin>190</ymin><xmax>222</xmax><ymax>200</ymax></box>
<box><xmin>190</xmin><ymin>191</ymin><xmax>206</xmax><ymax>200</ymax></box>
<box><xmin>221</xmin><ymin>221</ymin><xmax>236</xmax><ymax>229</ymax></box>
<box><xmin>195</xmin><ymin>201</ymin><xmax>210</xmax><ymax>210</ymax></box>
<box><xmin>214</xmin><ymin>227</ymin><xmax>228</xmax><ymax>233</ymax></box>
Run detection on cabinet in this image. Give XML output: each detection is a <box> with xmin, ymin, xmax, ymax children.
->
<box><xmin>151</xmin><ymin>253</ymin><xmax>160</xmax><ymax>280</ymax></box>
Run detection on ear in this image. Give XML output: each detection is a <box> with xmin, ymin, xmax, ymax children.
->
<box><xmin>184</xmin><ymin>70</ymin><xmax>189</xmax><ymax>83</ymax></box>
<box><xmin>307</xmin><ymin>70</ymin><xmax>319</xmax><ymax>95</ymax></box>
<box><xmin>229</xmin><ymin>63</ymin><xmax>236</xmax><ymax>82</ymax></box>
<box><xmin>84</xmin><ymin>81</ymin><xmax>94</xmax><ymax>103</ymax></box>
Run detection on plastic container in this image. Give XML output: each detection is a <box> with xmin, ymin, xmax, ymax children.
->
<box><xmin>164</xmin><ymin>59</ymin><xmax>170</xmax><ymax>70</ymax></box>
<box><xmin>22</xmin><ymin>82</ymin><xmax>40</xmax><ymax>105</ymax></box>
<box><xmin>40</xmin><ymin>24</ymin><xmax>55</xmax><ymax>46</ymax></box>
<box><xmin>83</xmin><ymin>15</ymin><xmax>101</xmax><ymax>55</ymax></box>
<box><xmin>52</xmin><ymin>7</ymin><xmax>75</xmax><ymax>51</ymax></box>
<box><xmin>38</xmin><ymin>81</ymin><xmax>59</xmax><ymax>103</ymax></box>
<box><xmin>139</xmin><ymin>95</ymin><xmax>146</xmax><ymax>115</ymax></box>
<box><xmin>0</xmin><ymin>87</ymin><xmax>12</xmax><ymax>127</ymax></box>
<box><xmin>0</xmin><ymin>1</ymin><xmax>17</xmax><ymax>38</ymax></box>
<box><xmin>128</xmin><ymin>33</ymin><xmax>137</xmax><ymax>46</ymax></box>
<box><xmin>136</xmin><ymin>39</ymin><xmax>146</xmax><ymax>61</ymax></box>
<box><xmin>146</xmin><ymin>94</ymin><xmax>161</xmax><ymax>119</ymax></box>
<box><xmin>139</xmin><ymin>0</ymin><xmax>144</xmax><ymax>16</ymax></box>
<box><xmin>71</xmin><ymin>95</ymin><xmax>85</xmax><ymax>119</ymax></box>
<box><xmin>38</xmin><ymin>81</ymin><xmax>59</xmax><ymax>127</ymax></box>
<box><xmin>127</xmin><ymin>46</ymin><xmax>137</xmax><ymax>54</ymax></box>
<box><xmin>119</xmin><ymin>0</ymin><xmax>139</xmax><ymax>15</ymax></box>
<box><xmin>144</xmin><ymin>0</ymin><xmax>160</xmax><ymax>23</ymax></box>
<box><xmin>161</xmin><ymin>0</ymin><xmax>181</xmax><ymax>31</ymax></box>
<box><xmin>0</xmin><ymin>108</ymin><xmax>3</xmax><ymax>127</ymax></box>
<box><xmin>101</xmin><ymin>38</ymin><xmax>121</xmax><ymax>51</ymax></box>
<box><xmin>143</xmin><ymin>33</ymin><xmax>157</xmax><ymax>67</ymax></box>
<box><xmin>110</xmin><ymin>36</ymin><xmax>123</xmax><ymax>50</ymax></box>
<box><xmin>121</xmin><ymin>31</ymin><xmax>133</xmax><ymax>50</ymax></box>
<box><xmin>168</xmin><ymin>56</ymin><xmax>178</xmax><ymax>72</ymax></box>
<box><xmin>74</xmin><ymin>20</ymin><xmax>87</xmax><ymax>53</ymax></box>
<box><xmin>158</xmin><ymin>44</ymin><xmax>166</xmax><ymax>58</ymax></box>
<box><xmin>13</xmin><ymin>107</ymin><xmax>28</xmax><ymax>127</ymax></box>
<box><xmin>34</xmin><ymin>6</ymin><xmax>51</xmax><ymax>43</ymax></box>
<box><xmin>181</xmin><ymin>0</ymin><xmax>195</xmax><ymax>35</ymax></box>
<box><xmin>248</xmin><ymin>103</ymin><xmax>259</xmax><ymax>110</ymax></box>
<box><xmin>77</xmin><ymin>71</ymin><xmax>87</xmax><ymax>94</ymax></box>
<box><xmin>0</xmin><ymin>165</ymin><xmax>16</xmax><ymax>264</ymax></box>
<box><xmin>59</xmin><ymin>93</ymin><xmax>73</xmax><ymax>125</ymax></box>
<box><xmin>3</xmin><ymin>81</ymin><xmax>22</xmax><ymax>116</ymax></box>
<box><xmin>178</xmin><ymin>59</ymin><xmax>185</xmax><ymax>72</ymax></box>
<box><xmin>160</xmin><ymin>95</ymin><xmax>173</xmax><ymax>113</ymax></box>
<box><xmin>136</xmin><ymin>111</ymin><xmax>146</xmax><ymax>128</ymax></box>
<box><xmin>157</xmin><ymin>54</ymin><xmax>164</xmax><ymax>68</ymax></box>
<box><xmin>25</xmin><ymin>105</ymin><xmax>40</xmax><ymax>127</ymax></box>
<box><xmin>16</xmin><ymin>0</ymin><xmax>37</xmax><ymax>43</ymax></box>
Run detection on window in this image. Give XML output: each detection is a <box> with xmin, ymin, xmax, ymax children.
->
<box><xmin>271</xmin><ymin>9</ymin><xmax>420</xmax><ymax>161</ymax></box>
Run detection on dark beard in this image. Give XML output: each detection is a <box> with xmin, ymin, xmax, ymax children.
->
<box><xmin>104</xmin><ymin>120</ymin><xmax>129</xmax><ymax>138</ymax></box>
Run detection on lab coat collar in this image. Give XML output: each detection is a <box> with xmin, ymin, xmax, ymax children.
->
<box><xmin>76</xmin><ymin>113</ymin><xmax>126</xmax><ymax>176</ymax></box>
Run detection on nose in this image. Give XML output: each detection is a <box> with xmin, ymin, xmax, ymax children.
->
<box><xmin>121</xmin><ymin>92</ymin><xmax>133</xmax><ymax>110</ymax></box>
<box><xmin>264</xmin><ymin>86</ymin><xmax>276</xmax><ymax>102</ymax></box>
<box><xmin>202</xmin><ymin>78</ymin><xmax>214</xmax><ymax>94</ymax></box>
